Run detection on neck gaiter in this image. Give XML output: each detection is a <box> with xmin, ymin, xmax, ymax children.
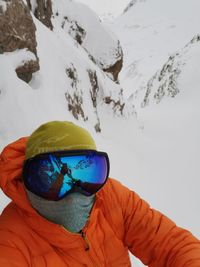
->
<box><xmin>26</xmin><ymin>189</ymin><xmax>95</xmax><ymax>233</ymax></box>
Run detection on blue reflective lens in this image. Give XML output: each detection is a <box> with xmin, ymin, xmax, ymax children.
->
<box><xmin>23</xmin><ymin>151</ymin><xmax>109</xmax><ymax>200</ymax></box>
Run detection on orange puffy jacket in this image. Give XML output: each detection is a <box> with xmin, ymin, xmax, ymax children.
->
<box><xmin>0</xmin><ymin>138</ymin><xmax>200</xmax><ymax>267</ymax></box>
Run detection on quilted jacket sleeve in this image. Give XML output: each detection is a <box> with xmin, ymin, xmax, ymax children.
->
<box><xmin>0</xmin><ymin>246</ymin><xmax>29</xmax><ymax>267</ymax></box>
<box><xmin>0</xmin><ymin>230</ymin><xmax>29</xmax><ymax>267</ymax></box>
<box><xmin>120</xmin><ymin>184</ymin><xmax>200</xmax><ymax>266</ymax></box>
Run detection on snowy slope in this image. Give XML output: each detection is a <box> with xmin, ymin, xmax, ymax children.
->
<box><xmin>112</xmin><ymin>0</ymin><xmax>200</xmax><ymax>101</ymax></box>
<box><xmin>111</xmin><ymin>1</ymin><xmax>200</xmax><ymax>265</ymax></box>
<box><xmin>141</xmin><ymin>35</ymin><xmax>200</xmax><ymax>107</ymax></box>
<box><xmin>110</xmin><ymin>0</ymin><xmax>200</xmax><ymax>234</ymax></box>
<box><xmin>97</xmin><ymin>36</ymin><xmax>200</xmax><ymax>266</ymax></box>
<box><xmin>75</xmin><ymin>0</ymin><xmax>130</xmax><ymax>19</ymax></box>
<box><xmin>51</xmin><ymin>0</ymin><xmax>122</xmax><ymax>73</ymax></box>
<box><xmin>0</xmin><ymin>5</ymin><xmax>133</xmax><ymax>150</ymax></box>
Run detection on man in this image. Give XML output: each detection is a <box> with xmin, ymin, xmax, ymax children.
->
<box><xmin>0</xmin><ymin>120</ymin><xmax>199</xmax><ymax>267</ymax></box>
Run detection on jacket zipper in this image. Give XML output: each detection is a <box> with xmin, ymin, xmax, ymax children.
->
<box><xmin>61</xmin><ymin>227</ymin><xmax>98</xmax><ymax>266</ymax></box>
<box><xmin>81</xmin><ymin>230</ymin><xmax>90</xmax><ymax>251</ymax></box>
<box><xmin>81</xmin><ymin>230</ymin><xmax>99</xmax><ymax>267</ymax></box>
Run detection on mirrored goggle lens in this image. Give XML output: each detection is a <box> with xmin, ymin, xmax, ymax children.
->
<box><xmin>23</xmin><ymin>151</ymin><xmax>109</xmax><ymax>200</ymax></box>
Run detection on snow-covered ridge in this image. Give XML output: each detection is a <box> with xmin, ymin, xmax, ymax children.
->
<box><xmin>112</xmin><ymin>0</ymin><xmax>200</xmax><ymax>111</ymax></box>
<box><xmin>51</xmin><ymin>0</ymin><xmax>123</xmax><ymax>80</ymax></box>
<box><xmin>141</xmin><ymin>35</ymin><xmax>200</xmax><ymax>107</ymax></box>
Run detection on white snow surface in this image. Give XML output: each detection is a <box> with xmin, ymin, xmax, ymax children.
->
<box><xmin>29</xmin><ymin>0</ymin><xmax>38</xmax><ymax>13</ymax></box>
<box><xmin>51</xmin><ymin>0</ymin><xmax>122</xmax><ymax>69</ymax></box>
<box><xmin>112</xmin><ymin>0</ymin><xmax>200</xmax><ymax>100</ymax></box>
<box><xmin>110</xmin><ymin>1</ymin><xmax>200</xmax><ymax>265</ymax></box>
<box><xmin>0</xmin><ymin>13</ymin><xmax>130</xmax><ymax>148</ymax></box>
<box><xmin>1</xmin><ymin>0</ymin><xmax>200</xmax><ymax>266</ymax></box>
<box><xmin>75</xmin><ymin>0</ymin><xmax>131</xmax><ymax>19</ymax></box>
<box><xmin>0</xmin><ymin>0</ymin><xmax>8</xmax><ymax>12</ymax></box>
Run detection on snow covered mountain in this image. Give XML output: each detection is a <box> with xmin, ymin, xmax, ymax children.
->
<box><xmin>112</xmin><ymin>0</ymin><xmax>200</xmax><ymax>109</ymax></box>
<box><xmin>0</xmin><ymin>0</ymin><xmax>133</xmax><ymax>150</ymax></box>
<box><xmin>110</xmin><ymin>1</ymin><xmax>200</xmax><ymax>265</ymax></box>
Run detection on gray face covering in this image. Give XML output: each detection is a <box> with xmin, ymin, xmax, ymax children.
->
<box><xmin>26</xmin><ymin>189</ymin><xmax>95</xmax><ymax>233</ymax></box>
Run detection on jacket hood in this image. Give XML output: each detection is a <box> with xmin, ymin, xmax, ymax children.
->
<box><xmin>0</xmin><ymin>138</ymin><xmax>108</xmax><ymax>250</ymax></box>
<box><xmin>0</xmin><ymin>137</ymin><xmax>36</xmax><ymax>214</ymax></box>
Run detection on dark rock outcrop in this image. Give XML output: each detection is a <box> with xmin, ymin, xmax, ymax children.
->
<box><xmin>65</xmin><ymin>64</ymin><xmax>88</xmax><ymax>122</ymax></box>
<box><xmin>104</xmin><ymin>91</ymin><xmax>125</xmax><ymax>115</ymax></box>
<box><xmin>26</xmin><ymin>0</ymin><xmax>53</xmax><ymax>30</ymax></box>
<box><xmin>16</xmin><ymin>60</ymin><xmax>39</xmax><ymax>83</ymax></box>
<box><xmin>103</xmin><ymin>57</ymin><xmax>123</xmax><ymax>83</ymax></box>
<box><xmin>87</xmin><ymin>69</ymin><xmax>101</xmax><ymax>132</ymax></box>
<box><xmin>141</xmin><ymin>53</ymin><xmax>181</xmax><ymax>107</ymax></box>
<box><xmin>124</xmin><ymin>0</ymin><xmax>147</xmax><ymax>13</ymax></box>
<box><xmin>60</xmin><ymin>16</ymin><xmax>86</xmax><ymax>45</ymax></box>
<box><xmin>0</xmin><ymin>0</ymin><xmax>39</xmax><ymax>82</ymax></box>
<box><xmin>124</xmin><ymin>0</ymin><xmax>137</xmax><ymax>13</ymax></box>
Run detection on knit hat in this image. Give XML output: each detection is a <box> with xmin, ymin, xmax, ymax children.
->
<box><xmin>25</xmin><ymin>121</ymin><xmax>97</xmax><ymax>159</ymax></box>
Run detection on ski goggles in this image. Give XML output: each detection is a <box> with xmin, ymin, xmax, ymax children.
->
<box><xmin>23</xmin><ymin>150</ymin><xmax>110</xmax><ymax>200</ymax></box>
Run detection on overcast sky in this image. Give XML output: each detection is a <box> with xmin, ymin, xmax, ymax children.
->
<box><xmin>77</xmin><ymin>0</ymin><xmax>131</xmax><ymax>18</ymax></box>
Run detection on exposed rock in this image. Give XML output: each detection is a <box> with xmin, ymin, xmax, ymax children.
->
<box><xmin>104</xmin><ymin>91</ymin><xmax>125</xmax><ymax>115</ymax></box>
<box><xmin>25</xmin><ymin>0</ymin><xmax>32</xmax><ymax>11</ymax></box>
<box><xmin>65</xmin><ymin>64</ymin><xmax>88</xmax><ymax>121</ymax></box>
<box><xmin>124</xmin><ymin>0</ymin><xmax>147</xmax><ymax>13</ymax></box>
<box><xmin>101</xmin><ymin>41</ymin><xmax>123</xmax><ymax>82</ymax></box>
<box><xmin>26</xmin><ymin>0</ymin><xmax>53</xmax><ymax>30</ymax></box>
<box><xmin>186</xmin><ymin>34</ymin><xmax>200</xmax><ymax>46</ymax></box>
<box><xmin>61</xmin><ymin>16</ymin><xmax>86</xmax><ymax>45</ymax></box>
<box><xmin>103</xmin><ymin>56</ymin><xmax>123</xmax><ymax>82</ymax></box>
<box><xmin>141</xmin><ymin>53</ymin><xmax>182</xmax><ymax>107</ymax></box>
<box><xmin>65</xmin><ymin>66</ymin><xmax>102</xmax><ymax>132</ymax></box>
<box><xmin>66</xmin><ymin>64</ymin><xmax>79</xmax><ymax>88</ymax></box>
<box><xmin>88</xmin><ymin>69</ymin><xmax>99</xmax><ymax>108</ymax></box>
<box><xmin>0</xmin><ymin>0</ymin><xmax>39</xmax><ymax>82</ymax></box>
<box><xmin>124</xmin><ymin>0</ymin><xmax>137</xmax><ymax>13</ymax></box>
<box><xmin>139</xmin><ymin>35</ymin><xmax>200</xmax><ymax>108</ymax></box>
<box><xmin>16</xmin><ymin>59</ymin><xmax>39</xmax><ymax>83</ymax></box>
<box><xmin>87</xmin><ymin>69</ymin><xmax>101</xmax><ymax>132</ymax></box>
<box><xmin>65</xmin><ymin>91</ymin><xmax>87</xmax><ymax>121</ymax></box>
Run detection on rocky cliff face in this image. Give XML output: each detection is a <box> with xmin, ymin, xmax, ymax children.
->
<box><xmin>26</xmin><ymin>0</ymin><xmax>53</xmax><ymax>30</ymax></box>
<box><xmin>102</xmin><ymin>44</ymin><xmax>123</xmax><ymax>82</ymax></box>
<box><xmin>141</xmin><ymin>35</ymin><xmax>200</xmax><ymax>107</ymax></box>
<box><xmin>50</xmin><ymin>0</ymin><xmax>123</xmax><ymax>82</ymax></box>
<box><xmin>112</xmin><ymin>0</ymin><xmax>200</xmax><ymax>115</ymax></box>
<box><xmin>0</xmin><ymin>0</ymin><xmax>39</xmax><ymax>82</ymax></box>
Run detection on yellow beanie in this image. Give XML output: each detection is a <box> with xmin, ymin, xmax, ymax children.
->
<box><xmin>25</xmin><ymin>121</ymin><xmax>97</xmax><ymax>159</ymax></box>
